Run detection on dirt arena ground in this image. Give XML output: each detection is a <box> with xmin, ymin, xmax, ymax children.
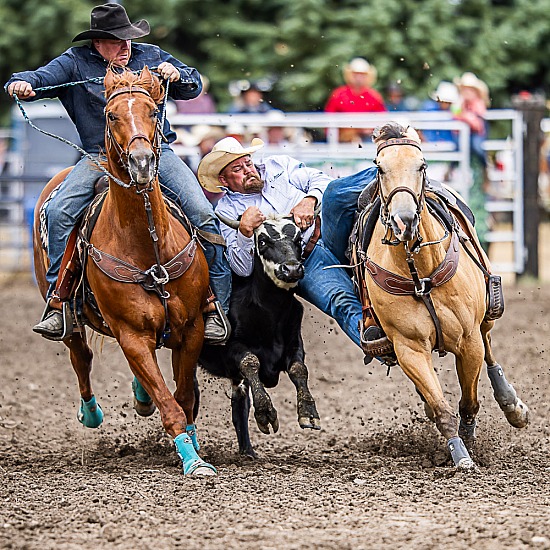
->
<box><xmin>0</xmin><ymin>275</ymin><xmax>549</xmax><ymax>550</ymax></box>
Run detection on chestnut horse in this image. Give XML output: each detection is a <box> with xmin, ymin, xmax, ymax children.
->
<box><xmin>33</xmin><ymin>67</ymin><xmax>216</xmax><ymax>475</ymax></box>
<box><xmin>353</xmin><ymin>123</ymin><xmax>529</xmax><ymax>470</ymax></box>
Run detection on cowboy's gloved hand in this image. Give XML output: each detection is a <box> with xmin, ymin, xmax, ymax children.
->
<box><xmin>156</xmin><ymin>62</ymin><xmax>181</xmax><ymax>83</ymax></box>
<box><xmin>239</xmin><ymin>206</ymin><xmax>266</xmax><ymax>238</ymax></box>
<box><xmin>7</xmin><ymin>81</ymin><xmax>35</xmax><ymax>99</ymax></box>
<box><xmin>290</xmin><ymin>196</ymin><xmax>317</xmax><ymax>230</ymax></box>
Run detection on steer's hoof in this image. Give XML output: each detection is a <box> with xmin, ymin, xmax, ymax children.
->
<box><xmin>255</xmin><ymin>408</ymin><xmax>279</xmax><ymax>434</ymax></box>
<box><xmin>299</xmin><ymin>415</ymin><xmax>321</xmax><ymax>430</ymax></box>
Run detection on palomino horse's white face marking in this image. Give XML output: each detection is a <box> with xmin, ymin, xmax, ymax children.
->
<box><xmin>377</xmin><ymin>140</ymin><xmax>426</xmax><ymax>242</ymax></box>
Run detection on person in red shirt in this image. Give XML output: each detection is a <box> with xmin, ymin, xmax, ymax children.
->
<box><xmin>324</xmin><ymin>57</ymin><xmax>387</xmax><ymax>142</ymax></box>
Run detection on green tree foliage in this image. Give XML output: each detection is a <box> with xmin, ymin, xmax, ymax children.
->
<box><xmin>1</xmin><ymin>0</ymin><xmax>549</xmax><ymax>121</ymax></box>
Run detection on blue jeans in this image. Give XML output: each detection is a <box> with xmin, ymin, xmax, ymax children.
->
<box><xmin>44</xmin><ymin>146</ymin><xmax>231</xmax><ymax>312</ymax></box>
<box><xmin>297</xmin><ymin>239</ymin><xmax>362</xmax><ymax>347</ymax></box>
<box><xmin>321</xmin><ymin>166</ymin><xmax>378</xmax><ymax>265</ymax></box>
<box><xmin>296</xmin><ymin>166</ymin><xmax>377</xmax><ymax>348</ymax></box>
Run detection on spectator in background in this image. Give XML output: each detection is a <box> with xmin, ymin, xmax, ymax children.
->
<box><xmin>324</xmin><ymin>57</ymin><xmax>387</xmax><ymax>143</ymax></box>
<box><xmin>174</xmin><ymin>74</ymin><xmax>217</xmax><ymax>115</ymax></box>
<box><xmin>228</xmin><ymin>80</ymin><xmax>273</xmax><ymax>114</ymax></box>
<box><xmin>454</xmin><ymin>72</ymin><xmax>492</xmax><ymax>250</ymax></box>
<box><xmin>386</xmin><ymin>82</ymin><xmax>419</xmax><ymax>112</ymax></box>
<box><xmin>421</xmin><ymin>80</ymin><xmax>460</xmax><ymax>148</ymax></box>
<box><xmin>177</xmin><ymin>124</ymin><xmax>226</xmax><ymax>205</ymax></box>
<box><xmin>453</xmin><ymin>72</ymin><xmax>490</xmax><ymax>167</ymax></box>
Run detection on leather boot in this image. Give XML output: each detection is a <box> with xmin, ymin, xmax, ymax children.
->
<box><xmin>360</xmin><ymin>319</ymin><xmax>396</xmax><ymax>365</ymax></box>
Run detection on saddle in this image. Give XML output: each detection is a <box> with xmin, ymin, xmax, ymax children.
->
<box><xmin>39</xmin><ymin>176</ymin><xmax>224</xmax><ymax>339</ymax></box>
<box><xmin>349</xmin><ymin>181</ymin><xmax>504</xmax><ymax>359</ymax></box>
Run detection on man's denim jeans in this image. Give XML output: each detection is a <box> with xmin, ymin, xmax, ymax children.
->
<box><xmin>297</xmin><ymin>166</ymin><xmax>378</xmax><ymax>348</ymax></box>
<box><xmin>44</xmin><ymin>146</ymin><xmax>231</xmax><ymax>311</ymax></box>
<box><xmin>321</xmin><ymin>166</ymin><xmax>378</xmax><ymax>265</ymax></box>
<box><xmin>297</xmin><ymin>239</ymin><xmax>362</xmax><ymax>347</ymax></box>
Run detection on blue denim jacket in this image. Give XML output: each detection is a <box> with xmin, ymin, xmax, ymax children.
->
<box><xmin>5</xmin><ymin>43</ymin><xmax>202</xmax><ymax>153</ymax></box>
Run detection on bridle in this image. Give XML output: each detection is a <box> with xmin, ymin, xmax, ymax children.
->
<box><xmin>368</xmin><ymin>137</ymin><xmax>456</xmax><ymax>356</ymax></box>
<box><xmin>375</xmin><ymin>138</ymin><xmax>428</xmax><ymax>244</ymax></box>
<box><xmin>104</xmin><ymin>86</ymin><xmax>162</xmax><ymax>192</ymax></box>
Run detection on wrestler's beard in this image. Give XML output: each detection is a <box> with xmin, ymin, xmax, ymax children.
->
<box><xmin>243</xmin><ymin>174</ymin><xmax>264</xmax><ymax>193</ymax></box>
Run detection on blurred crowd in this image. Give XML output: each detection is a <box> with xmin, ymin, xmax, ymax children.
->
<box><xmin>167</xmin><ymin>58</ymin><xmax>496</xmax><ymax>220</ymax></box>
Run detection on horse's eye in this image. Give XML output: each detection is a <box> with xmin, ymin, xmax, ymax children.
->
<box><xmin>107</xmin><ymin>111</ymin><xmax>117</xmax><ymax>122</ymax></box>
<box><xmin>257</xmin><ymin>237</ymin><xmax>268</xmax><ymax>250</ymax></box>
<box><xmin>420</xmin><ymin>162</ymin><xmax>427</xmax><ymax>171</ymax></box>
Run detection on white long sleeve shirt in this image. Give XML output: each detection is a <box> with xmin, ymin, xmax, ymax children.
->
<box><xmin>215</xmin><ymin>155</ymin><xmax>332</xmax><ymax>277</ymax></box>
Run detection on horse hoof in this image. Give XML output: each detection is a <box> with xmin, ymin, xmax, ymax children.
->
<box><xmin>504</xmin><ymin>399</ymin><xmax>529</xmax><ymax>429</ymax></box>
<box><xmin>77</xmin><ymin>396</ymin><xmax>103</xmax><ymax>428</ymax></box>
<box><xmin>133</xmin><ymin>396</ymin><xmax>156</xmax><ymax>417</ymax></box>
<box><xmin>191</xmin><ymin>466</ymin><xmax>217</xmax><ymax>477</ymax></box>
<box><xmin>456</xmin><ymin>458</ymin><xmax>479</xmax><ymax>472</ymax></box>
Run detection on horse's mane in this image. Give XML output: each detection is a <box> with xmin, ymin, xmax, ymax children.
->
<box><xmin>372</xmin><ymin>122</ymin><xmax>421</xmax><ymax>146</ymax></box>
<box><xmin>104</xmin><ymin>66</ymin><xmax>165</xmax><ymax>104</ymax></box>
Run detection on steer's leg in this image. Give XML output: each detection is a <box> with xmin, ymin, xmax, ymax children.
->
<box><xmin>287</xmin><ymin>361</ymin><xmax>321</xmax><ymax>430</ymax></box>
<box><xmin>239</xmin><ymin>352</ymin><xmax>279</xmax><ymax>435</ymax></box>
<box><xmin>231</xmin><ymin>379</ymin><xmax>257</xmax><ymax>458</ymax></box>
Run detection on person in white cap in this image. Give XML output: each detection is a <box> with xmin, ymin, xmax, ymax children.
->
<box><xmin>197</xmin><ymin>137</ymin><xmax>366</xmax><ymax>350</ymax></box>
<box><xmin>420</xmin><ymin>81</ymin><xmax>461</xmax><ymax>146</ymax></box>
<box><xmin>325</xmin><ymin>57</ymin><xmax>387</xmax><ymax>142</ymax></box>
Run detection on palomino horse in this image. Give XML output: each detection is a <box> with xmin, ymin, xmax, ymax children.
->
<box><xmin>33</xmin><ymin>67</ymin><xmax>216</xmax><ymax>475</ymax></box>
<box><xmin>353</xmin><ymin>123</ymin><xmax>529</xmax><ymax>470</ymax></box>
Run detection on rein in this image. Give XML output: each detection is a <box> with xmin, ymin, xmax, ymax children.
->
<box><xmin>11</xmin><ymin>69</ymin><xmax>171</xmax><ymax>190</ymax></box>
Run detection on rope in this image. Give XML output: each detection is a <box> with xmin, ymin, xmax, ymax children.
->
<box><xmin>11</xmin><ymin>68</ymin><xmax>171</xmax><ymax>190</ymax></box>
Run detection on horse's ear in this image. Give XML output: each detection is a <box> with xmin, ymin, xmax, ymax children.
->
<box><xmin>140</xmin><ymin>66</ymin><xmax>164</xmax><ymax>104</ymax></box>
<box><xmin>404</xmin><ymin>126</ymin><xmax>422</xmax><ymax>144</ymax></box>
<box><xmin>104</xmin><ymin>67</ymin><xmax>117</xmax><ymax>98</ymax></box>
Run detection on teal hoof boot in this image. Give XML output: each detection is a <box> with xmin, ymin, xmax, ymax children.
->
<box><xmin>186</xmin><ymin>424</ymin><xmax>200</xmax><ymax>451</ymax></box>
<box><xmin>174</xmin><ymin>433</ymin><xmax>216</xmax><ymax>476</ymax></box>
<box><xmin>132</xmin><ymin>377</ymin><xmax>156</xmax><ymax>417</ymax></box>
<box><xmin>77</xmin><ymin>396</ymin><xmax>103</xmax><ymax>428</ymax></box>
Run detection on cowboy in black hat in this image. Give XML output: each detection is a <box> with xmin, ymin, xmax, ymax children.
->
<box><xmin>5</xmin><ymin>3</ymin><xmax>232</xmax><ymax>345</ymax></box>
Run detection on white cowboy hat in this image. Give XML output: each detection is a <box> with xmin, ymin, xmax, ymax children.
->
<box><xmin>453</xmin><ymin>72</ymin><xmax>491</xmax><ymax>107</ymax></box>
<box><xmin>430</xmin><ymin>81</ymin><xmax>460</xmax><ymax>104</ymax></box>
<box><xmin>343</xmin><ymin>57</ymin><xmax>377</xmax><ymax>87</ymax></box>
<box><xmin>198</xmin><ymin>137</ymin><xmax>264</xmax><ymax>193</ymax></box>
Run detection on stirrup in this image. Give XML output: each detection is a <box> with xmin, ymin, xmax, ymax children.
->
<box><xmin>485</xmin><ymin>275</ymin><xmax>504</xmax><ymax>321</ymax></box>
<box><xmin>36</xmin><ymin>301</ymin><xmax>74</xmax><ymax>341</ymax></box>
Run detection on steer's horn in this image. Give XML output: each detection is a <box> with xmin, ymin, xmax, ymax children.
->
<box><xmin>216</xmin><ymin>213</ymin><xmax>241</xmax><ymax>230</ymax></box>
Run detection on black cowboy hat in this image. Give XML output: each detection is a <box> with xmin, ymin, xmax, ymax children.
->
<box><xmin>72</xmin><ymin>3</ymin><xmax>150</xmax><ymax>42</ymax></box>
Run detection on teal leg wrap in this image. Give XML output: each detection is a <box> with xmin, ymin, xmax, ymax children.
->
<box><xmin>174</xmin><ymin>433</ymin><xmax>216</xmax><ymax>475</ymax></box>
<box><xmin>186</xmin><ymin>424</ymin><xmax>200</xmax><ymax>451</ymax></box>
<box><xmin>132</xmin><ymin>377</ymin><xmax>152</xmax><ymax>404</ymax></box>
<box><xmin>77</xmin><ymin>395</ymin><xmax>104</xmax><ymax>428</ymax></box>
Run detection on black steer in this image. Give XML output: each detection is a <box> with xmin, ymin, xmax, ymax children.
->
<box><xmin>199</xmin><ymin>215</ymin><xmax>321</xmax><ymax>457</ymax></box>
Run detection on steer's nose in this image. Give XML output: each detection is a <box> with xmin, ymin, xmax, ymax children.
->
<box><xmin>280</xmin><ymin>262</ymin><xmax>304</xmax><ymax>281</ymax></box>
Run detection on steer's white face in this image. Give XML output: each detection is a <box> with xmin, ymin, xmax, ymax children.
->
<box><xmin>254</xmin><ymin>217</ymin><xmax>304</xmax><ymax>290</ymax></box>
